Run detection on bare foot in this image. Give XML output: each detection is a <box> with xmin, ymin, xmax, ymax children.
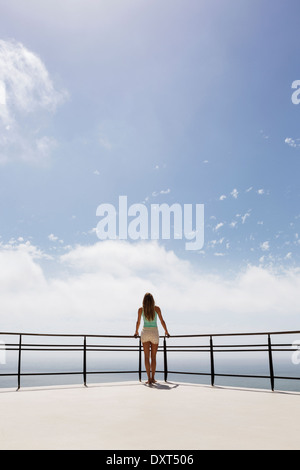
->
<box><xmin>151</xmin><ymin>378</ymin><xmax>157</xmax><ymax>384</ymax></box>
<box><xmin>145</xmin><ymin>380</ymin><xmax>152</xmax><ymax>385</ymax></box>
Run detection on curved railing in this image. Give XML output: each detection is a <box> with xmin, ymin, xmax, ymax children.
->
<box><xmin>0</xmin><ymin>329</ymin><xmax>300</xmax><ymax>391</ymax></box>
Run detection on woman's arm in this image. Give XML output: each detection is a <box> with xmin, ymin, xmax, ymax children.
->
<box><xmin>134</xmin><ymin>308</ymin><xmax>142</xmax><ymax>337</ymax></box>
<box><xmin>156</xmin><ymin>306</ymin><xmax>170</xmax><ymax>337</ymax></box>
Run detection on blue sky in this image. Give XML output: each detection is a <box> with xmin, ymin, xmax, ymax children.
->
<box><xmin>0</xmin><ymin>0</ymin><xmax>300</xmax><ymax>334</ymax></box>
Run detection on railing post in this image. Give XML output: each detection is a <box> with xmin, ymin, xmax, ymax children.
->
<box><xmin>268</xmin><ymin>334</ymin><xmax>275</xmax><ymax>391</ymax></box>
<box><xmin>138</xmin><ymin>338</ymin><xmax>142</xmax><ymax>382</ymax></box>
<box><xmin>210</xmin><ymin>336</ymin><xmax>215</xmax><ymax>387</ymax></box>
<box><xmin>163</xmin><ymin>336</ymin><xmax>168</xmax><ymax>382</ymax></box>
<box><xmin>83</xmin><ymin>336</ymin><xmax>87</xmax><ymax>387</ymax></box>
<box><xmin>17</xmin><ymin>334</ymin><xmax>22</xmax><ymax>391</ymax></box>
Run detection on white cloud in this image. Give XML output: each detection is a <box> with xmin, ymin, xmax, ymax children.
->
<box><xmin>257</xmin><ymin>189</ymin><xmax>265</xmax><ymax>195</ymax></box>
<box><xmin>214</xmin><ymin>222</ymin><xmax>224</xmax><ymax>231</ymax></box>
<box><xmin>260</xmin><ymin>241</ymin><xmax>270</xmax><ymax>252</ymax></box>
<box><xmin>0</xmin><ymin>39</ymin><xmax>68</xmax><ymax>164</ymax></box>
<box><xmin>0</xmin><ymin>40</ymin><xmax>66</xmax><ymax>115</ymax></box>
<box><xmin>160</xmin><ymin>188</ymin><xmax>171</xmax><ymax>195</ymax></box>
<box><xmin>0</xmin><ymin>240</ymin><xmax>300</xmax><ymax>335</ymax></box>
<box><xmin>48</xmin><ymin>234</ymin><xmax>59</xmax><ymax>242</ymax></box>
<box><xmin>0</xmin><ymin>239</ymin><xmax>52</xmax><ymax>261</ymax></box>
<box><xmin>219</xmin><ymin>195</ymin><xmax>226</xmax><ymax>201</ymax></box>
<box><xmin>152</xmin><ymin>189</ymin><xmax>171</xmax><ymax>197</ymax></box>
<box><xmin>246</xmin><ymin>187</ymin><xmax>253</xmax><ymax>193</ymax></box>
<box><xmin>207</xmin><ymin>238</ymin><xmax>224</xmax><ymax>249</ymax></box>
<box><xmin>241</xmin><ymin>211</ymin><xmax>251</xmax><ymax>224</ymax></box>
<box><xmin>231</xmin><ymin>188</ymin><xmax>239</xmax><ymax>199</ymax></box>
<box><xmin>285</xmin><ymin>137</ymin><xmax>300</xmax><ymax>148</ymax></box>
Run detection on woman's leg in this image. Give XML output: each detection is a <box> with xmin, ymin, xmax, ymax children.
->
<box><xmin>143</xmin><ymin>342</ymin><xmax>151</xmax><ymax>384</ymax></box>
<box><xmin>150</xmin><ymin>343</ymin><xmax>159</xmax><ymax>383</ymax></box>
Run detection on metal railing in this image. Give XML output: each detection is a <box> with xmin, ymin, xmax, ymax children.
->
<box><xmin>0</xmin><ymin>329</ymin><xmax>300</xmax><ymax>391</ymax></box>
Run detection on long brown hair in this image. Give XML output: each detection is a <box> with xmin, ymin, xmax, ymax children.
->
<box><xmin>143</xmin><ymin>293</ymin><xmax>155</xmax><ymax>321</ymax></box>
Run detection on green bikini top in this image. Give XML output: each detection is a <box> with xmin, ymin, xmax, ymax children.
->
<box><xmin>142</xmin><ymin>309</ymin><xmax>158</xmax><ymax>328</ymax></box>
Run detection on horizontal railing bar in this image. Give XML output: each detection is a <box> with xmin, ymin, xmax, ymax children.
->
<box><xmin>85</xmin><ymin>344</ymin><xmax>147</xmax><ymax>349</ymax></box>
<box><xmin>4</xmin><ymin>342</ymin><xmax>298</xmax><ymax>349</ymax></box>
<box><xmin>0</xmin><ymin>372</ymin><xmax>84</xmax><ymax>376</ymax></box>
<box><xmin>168</xmin><ymin>371</ymin><xmax>273</xmax><ymax>379</ymax></box>
<box><xmin>3</xmin><ymin>344</ymin><xmax>142</xmax><ymax>348</ymax></box>
<box><xmin>86</xmin><ymin>371</ymin><xmax>141</xmax><ymax>375</ymax></box>
<box><xmin>215</xmin><ymin>343</ymin><xmax>300</xmax><ymax>348</ymax></box>
<box><xmin>167</xmin><ymin>371</ymin><xmax>211</xmax><ymax>376</ymax></box>
<box><xmin>3</xmin><ymin>346</ymin><xmax>295</xmax><ymax>351</ymax></box>
<box><xmin>156</xmin><ymin>348</ymin><xmax>297</xmax><ymax>352</ymax></box>
<box><xmin>1</xmin><ymin>342</ymin><xmax>294</xmax><ymax>347</ymax></box>
<box><xmin>208</xmin><ymin>348</ymin><xmax>297</xmax><ymax>352</ymax></box>
<box><xmin>1</xmin><ymin>329</ymin><xmax>300</xmax><ymax>339</ymax></box>
<box><xmin>6</xmin><ymin>345</ymin><xmax>138</xmax><ymax>352</ymax></box>
<box><xmin>0</xmin><ymin>370</ymin><xmax>139</xmax><ymax>377</ymax></box>
<box><xmin>168</xmin><ymin>330</ymin><xmax>300</xmax><ymax>338</ymax></box>
<box><xmin>5</xmin><ymin>343</ymin><xmax>144</xmax><ymax>348</ymax></box>
<box><xmin>166</xmin><ymin>344</ymin><xmax>268</xmax><ymax>348</ymax></box>
<box><xmin>209</xmin><ymin>344</ymin><xmax>268</xmax><ymax>348</ymax></box>
<box><xmin>5</xmin><ymin>344</ymin><xmax>85</xmax><ymax>348</ymax></box>
<box><xmin>214</xmin><ymin>373</ymin><xmax>271</xmax><ymax>379</ymax></box>
<box><xmin>4</xmin><ymin>343</ymin><xmax>84</xmax><ymax>346</ymax></box>
<box><xmin>3</xmin><ymin>347</ymin><xmax>296</xmax><ymax>354</ymax></box>
<box><xmin>274</xmin><ymin>376</ymin><xmax>300</xmax><ymax>381</ymax></box>
<box><xmin>87</xmin><ymin>346</ymin><xmax>154</xmax><ymax>350</ymax></box>
<box><xmin>0</xmin><ymin>371</ymin><xmax>165</xmax><ymax>378</ymax></box>
<box><xmin>0</xmin><ymin>373</ymin><xmax>20</xmax><ymax>377</ymax></box>
<box><xmin>169</xmin><ymin>371</ymin><xmax>300</xmax><ymax>380</ymax></box>
<box><xmin>5</xmin><ymin>346</ymin><xmax>133</xmax><ymax>351</ymax></box>
<box><xmin>0</xmin><ymin>332</ymin><xmax>138</xmax><ymax>338</ymax></box>
<box><xmin>166</xmin><ymin>349</ymin><xmax>269</xmax><ymax>352</ymax></box>
<box><xmin>1</xmin><ymin>371</ymin><xmax>300</xmax><ymax>380</ymax></box>
<box><xmin>3</xmin><ymin>344</ymin><xmax>163</xmax><ymax>350</ymax></box>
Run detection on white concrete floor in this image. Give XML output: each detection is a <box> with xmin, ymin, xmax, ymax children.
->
<box><xmin>1</xmin><ymin>381</ymin><xmax>300</xmax><ymax>450</ymax></box>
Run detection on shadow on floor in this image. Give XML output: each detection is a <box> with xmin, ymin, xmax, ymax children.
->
<box><xmin>143</xmin><ymin>381</ymin><xmax>179</xmax><ymax>390</ymax></box>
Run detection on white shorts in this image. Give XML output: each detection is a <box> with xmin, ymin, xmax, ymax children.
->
<box><xmin>141</xmin><ymin>327</ymin><xmax>159</xmax><ymax>345</ymax></box>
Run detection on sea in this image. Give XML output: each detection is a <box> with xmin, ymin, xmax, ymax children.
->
<box><xmin>1</xmin><ymin>333</ymin><xmax>300</xmax><ymax>392</ymax></box>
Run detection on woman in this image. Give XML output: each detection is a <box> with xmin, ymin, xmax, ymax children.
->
<box><xmin>134</xmin><ymin>293</ymin><xmax>170</xmax><ymax>385</ymax></box>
